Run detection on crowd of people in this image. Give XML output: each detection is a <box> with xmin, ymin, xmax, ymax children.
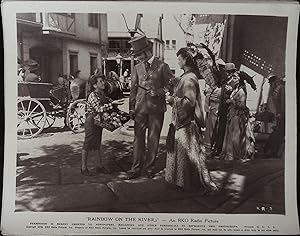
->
<box><xmin>17</xmin><ymin>34</ymin><xmax>285</xmax><ymax>194</ymax></box>
<box><xmin>17</xmin><ymin>57</ymin><xmax>124</xmax><ymax>102</ymax></box>
<box><xmin>80</xmin><ymin>35</ymin><xmax>285</xmax><ymax>194</ymax></box>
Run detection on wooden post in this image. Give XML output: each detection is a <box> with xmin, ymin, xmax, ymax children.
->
<box><xmin>103</xmin><ymin>59</ymin><xmax>106</xmax><ymax>77</ymax></box>
<box><xmin>120</xmin><ymin>60</ymin><xmax>123</xmax><ymax>77</ymax></box>
<box><xmin>129</xmin><ymin>31</ymin><xmax>136</xmax><ymax>77</ymax></box>
<box><xmin>42</xmin><ymin>12</ymin><xmax>48</xmax><ymax>28</ymax></box>
<box><xmin>222</xmin><ymin>15</ymin><xmax>235</xmax><ymax>63</ymax></box>
<box><xmin>20</xmin><ymin>30</ymin><xmax>24</xmax><ymax>61</ymax></box>
<box><xmin>130</xmin><ymin>56</ymin><xmax>134</xmax><ymax>77</ymax></box>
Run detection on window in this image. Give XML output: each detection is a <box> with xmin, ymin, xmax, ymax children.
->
<box><xmin>165</xmin><ymin>40</ymin><xmax>170</xmax><ymax>49</ymax></box>
<box><xmin>69</xmin><ymin>52</ymin><xmax>78</xmax><ymax>76</ymax></box>
<box><xmin>88</xmin><ymin>13</ymin><xmax>98</xmax><ymax>28</ymax></box>
<box><xmin>172</xmin><ymin>40</ymin><xmax>176</xmax><ymax>49</ymax></box>
<box><xmin>90</xmin><ymin>55</ymin><xmax>98</xmax><ymax>75</ymax></box>
<box><xmin>108</xmin><ymin>40</ymin><xmax>121</xmax><ymax>49</ymax></box>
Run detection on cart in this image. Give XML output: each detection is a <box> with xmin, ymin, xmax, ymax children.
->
<box><xmin>17</xmin><ymin>82</ymin><xmax>87</xmax><ymax>139</ymax></box>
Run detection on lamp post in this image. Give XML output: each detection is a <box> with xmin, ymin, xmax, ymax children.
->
<box><xmin>128</xmin><ymin>30</ymin><xmax>138</xmax><ymax>77</ymax></box>
<box><xmin>121</xmin><ymin>14</ymin><xmax>142</xmax><ymax>128</ymax></box>
<box><xmin>115</xmin><ymin>53</ymin><xmax>123</xmax><ymax>76</ymax></box>
<box><xmin>122</xmin><ymin>13</ymin><xmax>142</xmax><ymax>77</ymax></box>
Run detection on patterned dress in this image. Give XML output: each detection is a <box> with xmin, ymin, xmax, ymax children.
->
<box><xmin>204</xmin><ymin>86</ymin><xmax>221</xmax><ymax>155</ymax></box>
<box><xmin>220</xmin><ymin>86</ymin><xmax>253</xmax><ymax>160</ymax></box>
<box><xmin>165</xmin><ymin>72</ymin><xmax>213</xmax><ymax>192</ymax></box>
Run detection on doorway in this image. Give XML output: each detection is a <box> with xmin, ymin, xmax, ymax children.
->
<box><xmin>29</xmin><ymin>46</ymin><xmax>63</xmax><ymax>84</ymax></box>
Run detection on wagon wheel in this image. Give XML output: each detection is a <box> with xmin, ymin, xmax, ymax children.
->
<box><xmin>44</xmin><ymin>112</ymin><xmax>56</xmax><ymax>129</ymax></box>
<box><xmin>17</xmin><ymin>98</ymin><xmax>46</xmax><ymax>139</ymax></box>
<box><xmin>66</xmin><ymin>99</ymin><xmax>87</xmax><ymax>133</ymax></box>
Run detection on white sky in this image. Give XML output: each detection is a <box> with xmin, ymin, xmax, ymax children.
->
<box><xmin>107</xmin><ymin>12</ymin><xmax>162</xmax><ymax>38</ymax></box>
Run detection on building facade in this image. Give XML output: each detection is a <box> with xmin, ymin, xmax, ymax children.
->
<box><xmin>162</xmin><ymin>13</ymin><xmax>187</xmax><ymax>76</ymax></box>
<box><xmin>220</xmin><ymin>15</ymin><xmax>287</xmax><ymax>112</ymax></box>
<box><xmin>221</xmin><ymin>15</ymin><xmax>287</xmax><ymax>79</ymax></box>
<box><xmin>17</xmin><ymin>13</ymin><xmax>108</xmax><ymax>85</ymax></box>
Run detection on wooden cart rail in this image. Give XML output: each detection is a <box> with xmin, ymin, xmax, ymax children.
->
<box><xmin>18</xmin><ymin>82</ymin><xmax>53</xmax><ymax>100</ymax></box>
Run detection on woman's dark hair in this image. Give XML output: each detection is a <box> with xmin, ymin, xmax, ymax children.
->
<box><xmin>87</xmin><ymin>73</ymin><xmax>105</xmax><ymax>97</ymax></box>
<box><xmin>176</xmin><ymin>47</ymin><xmax>202</xmax><ymax>79</ymax></box>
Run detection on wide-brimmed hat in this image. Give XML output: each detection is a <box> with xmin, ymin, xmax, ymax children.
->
<box><xmin>129</xmin><ymin>35</ymin><xmax>152</xmax><ymax>56</ymax></box>
<box><xmin>224</xmin><ymin>63</ymin><xmax>236</xmax><ymax>71</ymax></box>
<box><xmin>24</xmin><ymin>59</ymin><xmax>39</xmax><ymax>67</ymax></box>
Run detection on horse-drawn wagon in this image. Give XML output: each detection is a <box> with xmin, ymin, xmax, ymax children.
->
<box><xmin>17</xmin><ymin>81</ymin><xmax>87</xmax><ymax>139</ymax></box>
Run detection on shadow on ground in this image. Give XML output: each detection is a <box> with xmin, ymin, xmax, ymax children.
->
<box><xmin>16</xmin><ymin>139</ymin><xmax>167</xmax><ymax>186</ymax></box>
<box><xmin>16</xmin><ymin>137</ymin><xmax>284</xmax><ymax>214</ymax></box>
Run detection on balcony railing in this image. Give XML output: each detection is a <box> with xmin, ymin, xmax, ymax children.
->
<box><xmin>42</xmin><ymin>13</ymin><xmax>75</xmax><ymax>34</ymax></box>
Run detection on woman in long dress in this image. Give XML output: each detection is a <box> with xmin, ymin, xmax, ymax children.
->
<box><xmin>165</xmin><ymin>48</ymin><xmax>217</xmax><ymax>192</ymax></box>
<box><xmin>220</xmin><ymin>71</ymin><xmax>255</xmax><ymax>161</ymax></box>
<box><xmin>204</xmin><ymin>85</ymin><xmax>221</xmax><ymax>156</ymax></box>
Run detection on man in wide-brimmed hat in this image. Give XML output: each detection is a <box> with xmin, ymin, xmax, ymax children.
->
<box><xmin>127</xmin><ymin>35</ymin><xmax>174</xmax><ymax>179</ymax></box>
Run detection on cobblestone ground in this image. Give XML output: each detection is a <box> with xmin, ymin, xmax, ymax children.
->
<box><xmin>15</xmin><ymin>98</ymin><xmax>285</xmax><ymax>214</ymax></box>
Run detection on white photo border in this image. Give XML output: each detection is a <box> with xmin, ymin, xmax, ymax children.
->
<box><xmin>1</xmin><ymin>1</ymin><xmax>299</xmax><ymax>235</ymax></box>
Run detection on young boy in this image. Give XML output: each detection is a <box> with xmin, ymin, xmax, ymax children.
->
<box><xmin>81</xmin><ymin>74</ymin><xmax>124</xmax><ymax>176</ymax></box>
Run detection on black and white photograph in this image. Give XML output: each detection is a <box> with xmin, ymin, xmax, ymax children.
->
<box><xmin>1</xmin><ymin>1</ymin><xmax>299</xmax><ymax>235</ymax></box>
<box><xmin>15</xmin><ymin>11</ymin><xmax>287</xmax><ymax>213</ymax></box>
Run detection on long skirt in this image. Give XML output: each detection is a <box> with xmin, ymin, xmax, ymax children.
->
<box><xmin>204</xmin><ymin>110</ymin><xmax>218</xmax><ymax>154</ymax></box>
<box><xmin>221</xmin><ymin>114</ymin><xmax>247</xmax><ymax>160</ymax></box>
<box><xmin>165</xmin><ymin>121</ymin><xmax>212</xmax><ymax>192</ymax></box>
<box><xmin>214</xmin><ymin>113</ymin><xmax>227</xmax><ymax>154</ymax></box>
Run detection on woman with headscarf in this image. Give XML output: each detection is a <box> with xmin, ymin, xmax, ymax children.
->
<box><xmin>188</xmin><ymin>43</ymin><xmax>224</xmax><ymax>156</ymax></box>
<box><xmin>203</xmin><ymin>83</ymin><xmax>221</xmax><ymax>156</ymax></box>
<box><xmin>220</xmin><ymin>64</ymin><xmax>256</xmax><ymax>161</ymax></box>
<box><xmin>165</xmin><ymin>47</ymin><xmax>218</xmax><ymax>193</ymax></box>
